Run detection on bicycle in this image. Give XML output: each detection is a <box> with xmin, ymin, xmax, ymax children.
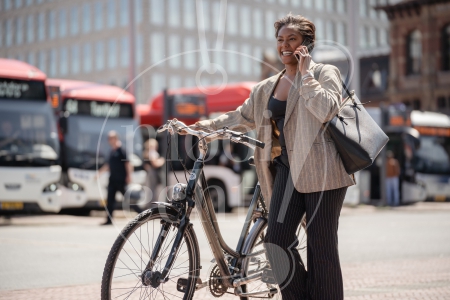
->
<box><xmin>101</xmin><ymin>119</ymin><xmax>308</xmax><ymax>299</ymax></box>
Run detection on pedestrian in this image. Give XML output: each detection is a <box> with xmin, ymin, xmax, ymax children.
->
<box><xmin>189</xmin><ymin>13</ymin><xmax>355</xmax><ymax>300</ymax></box>
<box><xmin>97</xmin><ymin>130</ymin><xmax>141</xmax><ymax>225</ymax></box>
<box><xmin>386</xmin><ymin>150</ymin><xmax>401</xmax><ymax>206</ymax></box>
<box><xmin>143</xmin><ymin>138</ymin><xmax>164</xmax><ymax>206</ymax></box>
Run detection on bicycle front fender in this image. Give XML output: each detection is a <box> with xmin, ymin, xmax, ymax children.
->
<box><xmin>149</xmin><ymin>202</ymin><xmax>182</xmax><ymax>223</ymax></box>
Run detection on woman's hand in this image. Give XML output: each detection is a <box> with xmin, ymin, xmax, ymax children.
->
<box><xmin>294</xmin><ymin>46</ymin><xmax>312</xmax><ymax>76</ymax></box>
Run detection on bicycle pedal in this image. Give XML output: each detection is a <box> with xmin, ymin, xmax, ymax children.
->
<box><xmin>261</xmin><ymin>269</ymin><xmax>277</xmax><ymax>284</ymax></box>
<box><xmin>177</xmin><ymin>278</ymin><xmax>188</xmax><ymax>292</ymax></box>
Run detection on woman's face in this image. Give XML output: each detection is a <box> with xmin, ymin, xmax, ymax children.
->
<box><xmin>276</xmin><ymin>25</ymin><xmax>304</xmax><ymax>65</ymax></box>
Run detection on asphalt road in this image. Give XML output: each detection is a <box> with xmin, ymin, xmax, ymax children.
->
<box><xmin>0</xmin><ymin>202</ymin><xmax>449</xmax><ymax>299</ymax></box>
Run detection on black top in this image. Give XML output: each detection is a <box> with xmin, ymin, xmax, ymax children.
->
<box><xmin>109</xmin><ymin>147</ymin><xmax>127</xmax><ymax>182</ymax></box>
<box><xmin>268</xmin><ymin>95</ymin><xmax>289</xmax><ymax>167</ymax></box>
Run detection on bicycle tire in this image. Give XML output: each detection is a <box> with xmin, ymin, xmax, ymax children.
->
<box><xmin>101</xmin><ymin>209</ymin><xmax>200</xmax><ymax>300</ymax></box>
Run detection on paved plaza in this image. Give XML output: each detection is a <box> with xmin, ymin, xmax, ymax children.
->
<box><xmin>1</xmin><ymin>202</ymin><xmax>449</xmax><ymax>299</ymax></box>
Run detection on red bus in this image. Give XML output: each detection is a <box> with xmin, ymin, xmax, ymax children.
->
<box><xmin>0</xmin><ymin>59</ymin><xmax>61</xmax><ymax>214</ymax></box>
<box><xmin>47</xmin><ymin>79</ymin><xmax>146</xmax><ymax>211</ymax></box>
<box><xmin>138</xmin><ymin>82</ymin><xmax>258</xmax><ymax>212</ymax></box>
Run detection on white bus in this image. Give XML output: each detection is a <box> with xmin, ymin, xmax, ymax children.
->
<box><xmin>410</xmin><ymin>110</ymin><xmax>450</xmax><ymax>202</ymax></box>
<box><xmin>0</xmin><ymin>59</ymin><xmax>61</xmax><ymax>214</ymax></box>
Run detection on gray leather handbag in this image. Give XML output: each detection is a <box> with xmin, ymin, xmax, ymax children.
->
<box><xmin>314</xmin><ymin>64</ymin><xmax>389</xmax><ymax>174</ymax></box>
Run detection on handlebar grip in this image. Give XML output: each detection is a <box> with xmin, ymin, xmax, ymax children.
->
<box><xmin>240</xmin><ymin>135</ymin><xmax>265</xmax><ymax>149</ymax></box>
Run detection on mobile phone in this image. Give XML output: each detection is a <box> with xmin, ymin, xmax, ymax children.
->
<box><xmin>295</xmin><ymin>38</ymin><xmax>311</xmax><ymax>60</ymax></box>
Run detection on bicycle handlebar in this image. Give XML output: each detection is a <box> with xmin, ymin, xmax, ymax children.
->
<box><xmin>157</xmin><ymin>119</ymin><xmax>265</xmax><ymax>150</ymax></box>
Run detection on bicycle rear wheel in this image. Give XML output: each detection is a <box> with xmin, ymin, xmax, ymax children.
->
<box><xmin>239</xmin><ymin>215</ymin><xmax>307</xmax><ymax>300</ymax></box>
<box><xmin>101</xmin><ymin>210</ymin><xmax>200</xmax><ymax>300</ymax></box>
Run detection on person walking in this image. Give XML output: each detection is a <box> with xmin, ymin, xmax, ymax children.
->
<box><xmin>386</xmin><ymin>150</ymin><xmax>401</xmax><ymax>206</ymax></box>
<box><xmin>188</xmin><ymin>14</ymin><xmax>355</xmax><ymax>300</ymax></box>
<box><xmin>97</xmin><ymin>131</ymin><xmax>140</xmax><ymax>225</ymax></box>
<box><xmin>143</xmin><ymin>138</ymin><xmax>164</xmax><ymax>206</ymax></box>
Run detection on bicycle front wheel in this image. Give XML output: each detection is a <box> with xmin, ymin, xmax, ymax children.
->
<box><xmin>101</xmin><ymin>210</ymin><xmax>200</xmax><ymax>300</ymax></box>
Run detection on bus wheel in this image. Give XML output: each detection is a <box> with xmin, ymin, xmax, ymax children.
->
<box><xmin>206</xmin><ymin>179</ymin><xmax>232</xmax><ymax>213</ymax></box>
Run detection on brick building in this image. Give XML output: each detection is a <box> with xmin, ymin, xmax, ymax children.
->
<box><xmin>379</xmin><ymin>0</ymin><xmax>450</xmax><ymax>114</ymax></box>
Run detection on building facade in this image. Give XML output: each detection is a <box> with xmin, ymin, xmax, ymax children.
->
<box><xmin>0</xmin><ymin>0</ymin><xmax>389</xmax><ymax>104</ymax></box>
<box><xmin>380</xmin><ymin>0</ymin><xmax>450</xmax><ymax>114</ymax></box>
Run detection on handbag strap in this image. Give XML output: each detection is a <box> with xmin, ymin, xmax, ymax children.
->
<box><xmin>313</xmin><ymin>63</ymin><xmax>352</xmax><ymax>98</ymax></box>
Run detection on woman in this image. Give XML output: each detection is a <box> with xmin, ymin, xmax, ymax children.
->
<box><xmin>143</xmin><ymin>139</ymin><xmax>164</xmax><ymax>206</ymax></box>
<box><xmin>191</xmin><ymin>14</ymin><xmax>355</xmax><ymax>300</ymax></box>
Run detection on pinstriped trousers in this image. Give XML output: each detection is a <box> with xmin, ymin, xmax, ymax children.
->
<box><xmin>264</xmin><ymin>158</ymin><xmax>347</xmax><ymax>300</ymax></box>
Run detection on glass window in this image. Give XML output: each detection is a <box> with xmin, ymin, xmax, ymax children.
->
<box><xmin>134</xmin><ymin>0</ymin><xmax>142</xmax><ymax>24</ymax></box>
<box><xmin>266</xmin><ymin>10</ymin><xmax>275</xmax><ymax>40</ymax></box>
<box><xmin>337</xmin><ymin>0</ymin><xmax>346</xmax><ymax>13</ymax></box>
<box><xmin>27</xmin><ymin>52</ymin><xmax>35</xmax><ymax>66</ymax></box>
<box><xmin>252</xmin><ymin>46</ymin><xmax>261</xmax><ymax>76</ymax></box>
<box><xmin>15</xmin><ymin>0</ymin><xmax>22</xmax><ymax>9</ymax></box>
<box><xmin>279</xmin><ymin>0</ymin><xmax>288</xmax><ymax>5</ymax></box>
<box><xmin>70</xmin><ymin>6</ymin><xmax>79</xmax><ymax>36</ymax></box>
<box><xmin>48</xmin><ymin>11</ymin><xmax>56</xmax><ymax>39</ymax></box>
<box><xmin>168</xmin><ymin>35</ymin><xmax>180</xmax><ymax>68</ymax></box>
<box><xmin>121</xmin><ymin>36</ymin><xmax>129</xmax><ymax>67</ymax></box>
<box><xmin>336</xmin><ymin>21</ymin><xmax>347</xmax><ymax>45</ymax></box>
<box><xmin>183</xmin><ymin>36</ymin><xmax>196</xmax><ymax>70</ymax></box>
<box><xmin>227</xmin><ymin>3</ymin><xmax>237</xmax><ymax>36</ymax></box>
<box><xmin>202</xmin><ymin>0</ymin><xmax>209</xmax><ymax>30</ymax></box>
<box><xmin>407</xmin><ymin>30</ymin><xmax>422</xmax><ymax>75</ymax></box>
<box><xmin>0</xmin><ymin>22</ymin><xmax>2</xmax><ymax>47</ymax></box>
<box><xmin>150</xmin><ymin>0</ymin><xmax>164</xmax><ymax>25</ymax></box>
<box><xmin>183</xmin><ymin>0</ymin><xmax>195</xmax><ymax>29</ymax></box>
<box><xmin>253</xmin><ymin>9</ymin><xmax>263</xmax><ymax>38</ymax></box>
<box><xmin>83</xmin><ymin>43</ymin><xmax>92</xmax><ymax>73</ymax></box>
<box><xmin>120</xmin><ymin>0</ymin><xmax>128</xmax><ymax>26</ymax></box>
<box><xmin>26</xmin><ymin>15</ymin><xmax>34</xmax><ymax>43</ymax></box>
<box><xmin>291</xmin><ymin>0</ymin><xmax>300</xmax><ymax>7</ymax></box>
<box><xmin>326</xmin><ymin>20</ymin><xmax>334</xmax><ymax>41</ymax></box>
<box><xmin>136</xmin><ymin>34</ymin><xmax>143</xmax><ymax>66</ymax></box>
<box><xmin>360</xmin><ymin>0</ymin><xmax>367</xmax><ymax>17</ymax></box>
<box><xmin>59</xmin><ymin>47</ymin><xmax>68</xmax><ymax>75</ymax></box>
<box><xmin>369</xmin><ymin>27</ymin><xmax>377</xmax><ymax>48</ymax></box>
<box><xmin>315</xmin><ymin>18</ymin><xmax>324</xmax><ymax>40</ymax></box>
<box><xmin>369</xmin><ymin>0</ymin><xmax>377</xmax><ymax>19</ymax></box>
<box><xmin>38</xmin><ymin>12</ymin><xmax>45</xmax><ymax>41</ymax></box>
<box><xmin>59</xmin><ymin>9</ymin><xmax>66</xmax><ymax>37</ymax></box>
<box><xmin>442</xmin><ymin>24</ymin><xmax>450</xmax><ymax>71</ymax></box>
<box><xmin>48</xmin><ymin>49</ymin><xmax>58</xmax><ymax>77</ymax></box>
<box><xmin>326</xmin><ymin>0</ymin><xmax>334</xmax><ymax>11</ymax></box>
<box><xmin>71</xmin><ymin>45</ymin><xmax>80</xmax><ymax>74</ymax></box>
<box><xmin>4</xmin><ymin>0</ymin><xmax>12</xmax><ymax>10</ymax></box>
<box><xmin>96</xmin><ymin>41</ymin><xmax>105</xmax><ymax>71</ymax></box>
<box><xmin>227</xmin><ymin>42</ymin><xmax>238</xmax><ymax>74</ymax></box>
<box><xmin>151</xmin><ymin>32</ymin><xmax>165</xmax><ymax>64</ymax></box>
<box><xmin>15</xmin><ymin>17</ymin><xmax>23</xmax><ymax>45</ymax></box>
<box><xmin>151</xmin><ymin>73</ymin><xmax>165</xmax><ymax>96</ymax></box>
<box><xmin>6</xmin><ymin>19</ymin><xmax>13</xmax><ymax>47</ymax></box>
<box><xmin>378</xmin><ymin>28</ymin><xmax>388</xmax><ymax>46</ymax></box>
<box><xmin>212</xmin><ymin>1</ymin><xmax>220</xmax><ymax>33</ymax></box>
<box><xmin>94</xmin><ymin>2</ymin><xmax>103</xmax><ymax>31</ymax></box>
<box><xmin>108</xmin><ymin>38</ymin><xmax>117</xmax><ymax>69</ymax></box>
<box><xmin>168</xmin><ymin>0</ymin><xmax>179</xmax><ymax>27</ymax></box>
<box><xmin>213</xmin><ymin>49</ymin><xmax>225</xmax><ymax>69</ymax></box>
<box><xmin>107</xmin><ymin>0</ymin><xmax>116</xmax><ymax>28</ymax></box>
<box><xmin>241</xmin><ymin>44</ymin><xmax>252</xmax><ymax>75</ymax></box>
<box><xmin>359</xmin><ymin>27</ymin><xmax>367</xmax><ymax>49</ymax></box>
<box><xmin>303</xmin><ymin>0</ymin><xmax>312</xmax><ymax>8</ymax></box>
<box><xmin>38</xmin><ymin>50</ymin><xmax>46</xmax><ymax>73</ymax></box>
<box><xmin>240</xmin><ymin>5</ymin><xmax>251</xmax><ymax>37</ymax></box>
<box><xmin>315</xmin><ymin>0</ymin><xmax>324</xmax><ymax>10</ymax></box>
<box><xmin>26</xmin><ymin>0</ymin><xmax>32</xmax><ymax>6</ymax></box>
<box><xmin>82</xmin><ymin>3</ymin><xmax>91</xmax><ymax>33</ymax></box>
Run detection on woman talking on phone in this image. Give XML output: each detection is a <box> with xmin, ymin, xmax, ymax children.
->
<box><xmin>191</xmin><ymin>14</ymin><xmax>355</xmax><ymax>300</ymax></box>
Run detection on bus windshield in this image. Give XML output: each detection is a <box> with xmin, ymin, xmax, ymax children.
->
<box><xmin>64</xmin><ymin>115</ymin><xmax>143</xmax><ymax>170</ymax></box>
<box><xmin>414</xmin><ymin>135</ymin><xmax>450</xmax><ymax>175</ymax></box>
<box><xmin>0</xmin><ymin>101</ymin><xmax>59</xmax><ymax>166</ymax></box>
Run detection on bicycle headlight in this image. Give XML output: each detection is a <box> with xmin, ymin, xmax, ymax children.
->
<box><xmin>172</xmin><ymin>183</ymin><xmax>187</xmax><ymax>202</ymax></box>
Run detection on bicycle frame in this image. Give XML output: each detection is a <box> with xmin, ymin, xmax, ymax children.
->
<box><xmin>146</xmin><ymin>136</ymin><xmax>268</xmax><ymax>289</ymax></box>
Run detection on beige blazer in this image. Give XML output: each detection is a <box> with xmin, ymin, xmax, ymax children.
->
<box><xmin>197</xmin><ymin>61</ymin><xmax>355</xmax><ymax>206</ymax></box>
